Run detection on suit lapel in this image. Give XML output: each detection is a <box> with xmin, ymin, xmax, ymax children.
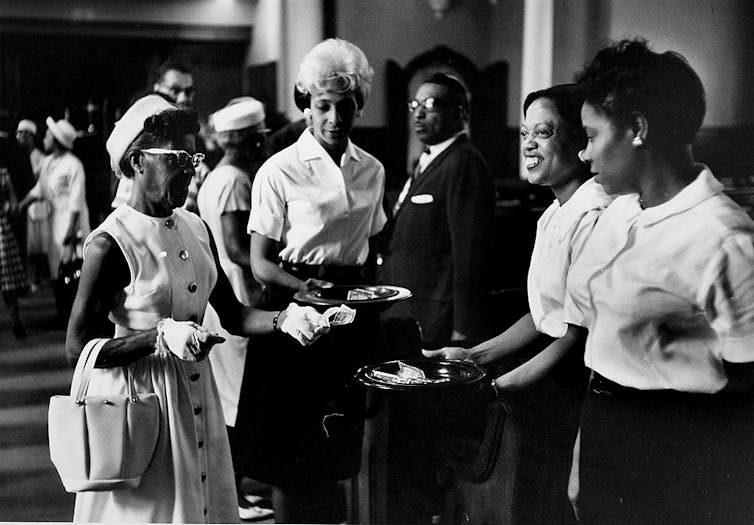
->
<box><xmin>409</xmin><ymin>134</ymin><xmax>467</xmax><ymax>195</ymax></box>
<box><xmin>392</xmin><ymin>134</ymin><xmax>467</xmax><ymax>222</ymax></box>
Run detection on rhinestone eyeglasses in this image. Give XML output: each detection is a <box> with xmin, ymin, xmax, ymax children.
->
<box><xmin>140</xmin><ymin>148</ymin><xmax>205</xmax><ymax>169</ymax></box>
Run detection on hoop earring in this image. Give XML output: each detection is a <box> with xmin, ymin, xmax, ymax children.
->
<box><xmin>632</xmin><ymin>136</ymin><xmax>644</xmax><ymax>147</ymax></box>
<box><xmin>578</xmin><ymin>150</ymin><xmax>587</xmax><ymax>163</ymax></box>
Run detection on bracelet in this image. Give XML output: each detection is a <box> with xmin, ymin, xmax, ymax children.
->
<box><xmin>272</xmin><ymin>311</ymin><xmax>282</xmax><ymax>332</ymax></box>
<box><xmin>155</xmin><ymin>318</ymin><xmax>167</xmax><ymax>354</ymax></box>
<box><xmin>490</xmin><ymin>378</ymin><xmax>501</xmax><ymax>401</ymax></box>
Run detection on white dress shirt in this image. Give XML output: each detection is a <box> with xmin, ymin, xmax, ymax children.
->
<box><xmin>566</xmin><ymin>166</ymin><xmax>754</xmax><ymax>392</ymax></box>
<box><xmin>528</xmin><ymin>177</ymin><xmax>612</xmax><ymax>337</ymax></box>
<box><xmin>248</xmin><ymin>128</ymin><xmax>387</xmax><ymax>265</ymax></box>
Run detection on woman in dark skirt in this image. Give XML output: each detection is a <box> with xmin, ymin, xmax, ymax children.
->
<box><xmin>244</xmin><ymin>38</ymin><xmax>386</xmax><ymax>523</ymax></box>
<box><xmin>0</xmin><ymin>166</ymin><xmax>27</xmax><ymax>337</ymax></box>
<box><xmin>568</xmin><ymin>37</ymin><xmax>754</xmax><ymax>524</ymax></box>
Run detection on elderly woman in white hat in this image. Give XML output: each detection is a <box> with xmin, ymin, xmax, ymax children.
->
<box><xmin>197</xmin><ymin>97</ymin><xmax>273</xmax><ymax>521</ymax></box>
<box><xmin>245</xmin><ymin>38</ymin><xmax>386</xmax><ymax>523</ymax></box>
<box><xmin>20</xmin><ymin>117</ymin><xmax>89</xmax><ymax>320</ymax></box>
<box><xmin>64</xmin><ymin>94</ymin><xmax>329</xmax><ymax>523</ymax></box>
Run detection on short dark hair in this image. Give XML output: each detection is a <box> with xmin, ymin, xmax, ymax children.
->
<box><xmin>524</xmin><ymin>83</ymin><xmax>587</xmax><ymax>150</ymax></box>
<box><xmin>119</xmin><ymin>108</ymin><xmax>200</xmax><ymax>178</ymax></box>
<box><xmin>155</xmin><ymin>59</ymin><xmax>193</xmax><ymax>84</ymax></box>
<box><xmin>423</xmin><ymin>73</ymin><xmax>470</xmax><ymax>113</ymax></box>
<box><xmin>576</xmin><ymin>37</ymin><xmax>705</xmax><ymax>147</ymax></box>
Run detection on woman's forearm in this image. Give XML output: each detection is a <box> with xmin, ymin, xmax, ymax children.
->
<box><xmin>240</xmin><ymin>305</ymin><xmax>283</xmax><ymax>336</ymax></box>
<box><xmin>65</xmin><ymin>211</ymin><xmax>80</xmax><ymax>244</ymax></box>
<box><xmin>67</xmin><ymin>329</ymin><xmax>158</xmax><ymax>368</ymax></box>
<box><xmin>468</xmin><ymin>313</ymin><xmax>542</xmax><ymax>366</ymax></box>
<box><xmin>494</xmin><ymin>324</ymin><xmax>586</xmax><ymax>392</ymax></box>
<box><xmin>252</xmin><ymin>256</ymin><xmax>304</xmax><ymax>291</ymax></box>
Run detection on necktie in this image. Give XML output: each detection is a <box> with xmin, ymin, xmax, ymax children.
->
<box><xmin>393</xmin><ymin>148</ymin><xmax>430</xmax><ymax>216</ymax></box>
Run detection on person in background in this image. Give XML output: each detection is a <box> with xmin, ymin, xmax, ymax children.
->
<box><xmin>424</xmin><ymin>84</ymin><xmax>612</xmax><ymax>523</ymax></box>
<box><xmin>379</xmin><ymin>73</ymin><xmax>494</xmax><ymax>346</ymax></box>
<box><xmin>16</xmin><ymin>119</ymin><xmax>48</xmax><ymax>291</ymax></box>
<box><xmin>263</xmin><ymin>87</ymin><xmax>310</xmax><ymax>158</ymax></box>
<box><xmin>197</xmin><ymin>97</ymin><xmax>271</xmax><ymax>522</ymax></box>
<box><xmin>19</xmin><ymin>117</ymin><xmax>89</xmax><ymax>322</ymax></box>
<box><xmin>568</xmin><ymin>38</ymin><xmax>754</xmax><ymax>524</ymax></box>
<box><xmin>0</xmin><ymin>166</ymin><xmax>27</xmax><ymax>337</ymax></box>
<box><xmin>65</xmin><ymin>94</ymin><xmax>328</xmax><ymax>523</ymax></box>
<box><xmin>152</xmin><ymin>59</ymin><xmax>210</xmax><ymax>214</ymax></box>
<box><xmin>246</xmin><ymin>38</ymin><xmax>386</xmax><ymax>523</ymax></box>
<box><xmin>15</xmin><ymin>119</ymin><xmax>44</xmax><ymax>177</ymax></box>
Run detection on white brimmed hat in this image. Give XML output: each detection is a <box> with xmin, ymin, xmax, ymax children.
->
<box><xmin>16</xmin><ymin>119</ymin><xmax>37</xmax><ymax>135</ymax></box>
<box><xmin>212</xmin><ymin>97</ymin><xmax>269</xmax><ymax>133</ymax></box>
<box><xmin>106</xmin><ymin>95</ymin><xmax>176</xmax><ymax>173</ymax></box>
<box><xmin>45</xmin><ymin>117</ymin><xmax>77</xmax><ymax>150</ymax></box>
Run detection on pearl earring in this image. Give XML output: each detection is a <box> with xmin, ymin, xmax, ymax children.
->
<box><xmin>632</xmin><ymin>136</ymin><xmax>644</xmax><ymax>147</ymax></box>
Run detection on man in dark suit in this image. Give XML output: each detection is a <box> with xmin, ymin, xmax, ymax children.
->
<box><xmin>380</xmin><ymin>73</ymin><xmax>495</xmax><ymax>346</ymax></box>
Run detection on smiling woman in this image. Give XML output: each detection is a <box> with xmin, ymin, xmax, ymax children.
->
<box><xmin>423</xmin><ymin>83</ymin><xmax>612</xmax><ymax>524</ymax></box>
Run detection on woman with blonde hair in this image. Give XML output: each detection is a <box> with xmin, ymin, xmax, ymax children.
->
<box><xmin>245</xmin><ymin>38</ymin><xmax>386</xmax><ymax>523</ymax></box>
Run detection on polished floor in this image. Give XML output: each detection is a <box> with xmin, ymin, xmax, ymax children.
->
<box><xmin>0</xmin><ymin>286</ymin><xmax>274</xmax><ymax>523</ymax></box>
<box><xmin>0</xmin><ymin>285</ymin><xmax>75</xmax><ymax>521</ymax></box>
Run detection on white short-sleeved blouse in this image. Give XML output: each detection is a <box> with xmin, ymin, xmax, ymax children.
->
<box><xmin>566</xmin><ymin>166</ymin><xmax>754</xmax><ymax>393</ymax></box>
<box><xmin>527</xmin><ymin>177</ymin><xmax>612</xmax><ymax>337</ymax></box>
<box><xmin>247</xmin><ymin>128</ymin><xmax>387</xmax><ymax>266</ymax></box>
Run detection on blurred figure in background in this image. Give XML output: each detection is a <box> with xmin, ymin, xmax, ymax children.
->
<box><xmin>15</xmin><ymin>119</ymin><xmax>44</xmax><ymax>177</ymax></box>
<box><xmin>20</xmin><ymin>118</ymin><xmax>89</xmax><ymax>322</ymax></box>
<box><xmin>0</xmin><ymin>165</ymin><xmax>28</xmax><ymax>337</ymax></box>
<box><xmin>197</xmin><ymin>97</ymin><xmax>271</xmax><ymax>522</ymax></box>
<box><xmin>16</xmin><ymin>119</ymin><xmax>49</xmax><ymax>291</ymax></box>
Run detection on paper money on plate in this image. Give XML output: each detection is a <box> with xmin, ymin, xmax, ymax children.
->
<box><xmin>346</xmin><ymin>287</ymin><xmax>380</xmax><ymax>300</ymax></box>
<box><xmin>323</xmin><ymin>304</ymin><xmax>357</xmax><ymax>326</ymax></box>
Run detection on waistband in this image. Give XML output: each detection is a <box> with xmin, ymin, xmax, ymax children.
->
<box><xmin>281</xmin><ymin>261</ymin><xmax>366</xmax><ymax>284</ymax></box>
<box><xmin>588</xmin><ymin>372</ymin><xmax>714</xmax><ymax>400</ymax></box>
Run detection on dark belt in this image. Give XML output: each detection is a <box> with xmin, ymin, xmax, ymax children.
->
<box><xmin>588</xmin><ymin>371</ymin><xmax>713</xmax><ymax>400</ymax></box>
<box><xmin>281</xmin><ymin>261</ymin><xmax>366</xmax><ymax>284</ymax></box>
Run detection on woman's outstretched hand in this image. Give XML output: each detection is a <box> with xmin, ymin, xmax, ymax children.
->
<box><xmin>303</xmin><ymin>278</ymin><xmax>334</xmax><ymax>290</ymax></box>
<box><xmin>279</xmin><ymin>302</ymin><xmax>330</xmax><ymax>346</ymax></box>
<box><xmin>156</xmin><ymin>318</ymin><xmax>225</xmax><ymax>362</ymax></box>
<box><xmin>421</xmin><ymin>346</ymin><xmax>473</xmax><ymax>362</ymax></box>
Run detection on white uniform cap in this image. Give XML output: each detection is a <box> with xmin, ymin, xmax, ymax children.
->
<box><xmin>106</xmin><ymin>95</ymin><xmax>176</xmax><ymax>173</ymax></box>
<box><xmin>16</xmin><ymin>119</ymin><xmax>37</xmax><ymax>135</ymax></box>
<box><xmin>212</xmin><ymin>98</ymin><xmax>269</xmax><ymax>133</ymax></box>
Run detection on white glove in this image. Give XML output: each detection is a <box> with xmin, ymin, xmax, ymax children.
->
<box><xmin>156</xmin><ymin>318</ymin><xmax>225</xmax><ymax>361</ymax></box>
<box><xmin>279</xmin><ymin>303</ymin><xmax>330</xmax><ymax>346</ymax></box>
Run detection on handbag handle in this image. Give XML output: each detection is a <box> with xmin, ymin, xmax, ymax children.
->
<box><xmin>71</xmin><ymin>338</ymin><xmax>141</xmax><ymax>404</ymax></box>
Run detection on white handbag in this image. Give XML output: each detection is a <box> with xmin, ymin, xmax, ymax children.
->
<box><xmin>48</xmin><ymin>338</ymin><xmax>160</xmax><ymax>492</ymax></box>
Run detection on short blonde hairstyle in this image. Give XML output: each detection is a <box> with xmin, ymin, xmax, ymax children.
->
<box><xmin>295</xmin><ymin>38</ymin><xmax>374</xmax><ymax>110</ymax></box>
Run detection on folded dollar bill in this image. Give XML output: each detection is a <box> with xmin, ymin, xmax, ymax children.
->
<box><xmin>369</xmin><ymin>361</ymin><xmax>451</xmax><ymax>385</ymax></box>
<box><xmin>346</xmin><ymin>287</ymin><xmax>380</xmax><ymax>300</ymax></box>
<box><xmin>322</xmin><ymin>304</ymin><xmax>357</xmax><ymax>326</ymax></box>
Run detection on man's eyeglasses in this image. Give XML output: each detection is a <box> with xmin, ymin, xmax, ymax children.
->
<box><xmin>407</xmin><ymin>97</ymin><xmax>453</xmax><ymax>113</ymax></box>
<box><xmin>161</xmin><ymin>84</ymin><xmax>194</xmax><ymax>99</ymax></box>
<box><xmin>141</xmin><ymin>148</ymin><xmax>205</xmax><ymax>169</ymax></box>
